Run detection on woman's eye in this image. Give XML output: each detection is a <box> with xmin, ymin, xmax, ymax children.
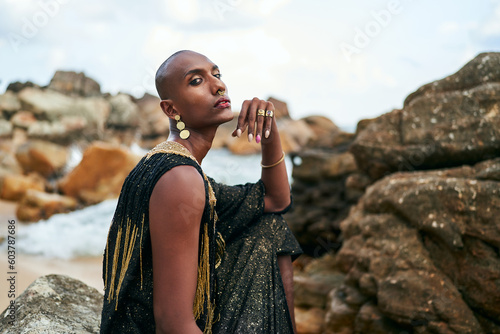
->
<box><xmin>190</xmin><ymin>78</ymin><xmax>202</xmax><ymax>85</ymax></box>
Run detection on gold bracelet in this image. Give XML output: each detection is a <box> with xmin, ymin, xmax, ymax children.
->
<box><xmin>261</xmin><ymin>151</ymin><xmax>285</xmax><ymax>168</ymax></box>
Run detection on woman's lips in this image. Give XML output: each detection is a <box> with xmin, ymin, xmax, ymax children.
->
<box><xmin>214</xmin><ymin>97</ymin><xmax>231</xmax><ymax>109</ymax></box>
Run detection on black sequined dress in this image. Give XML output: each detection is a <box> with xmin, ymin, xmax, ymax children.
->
<box><xmin>100</xmin><ymin>141</ymin><xmax>302</xmax><ymax>334</ymax></box>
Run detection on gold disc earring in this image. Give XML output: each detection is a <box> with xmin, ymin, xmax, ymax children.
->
<box><xmin>175</xmin><ymin>115</ymin><xmax>190</xmax><ymax>139</ymax></box>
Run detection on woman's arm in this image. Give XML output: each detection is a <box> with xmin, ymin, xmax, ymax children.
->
<box><xmin>233</xmin><ymin>98</ymin><xmax>291</xmax><ymax>212</ymax></box>
<box><xmin>149</xmin><ymin>165</ymin><xmax>205</xmax><ymax>334</ymax></box>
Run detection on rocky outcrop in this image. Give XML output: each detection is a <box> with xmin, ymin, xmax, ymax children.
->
<box><xmin>135</xmin><ymin>93</ymin><xmax>170</xmax><ymax>140</ymax></box>
<box><xmin>0</xmin><ymin>274</ymin><xmax>103</xmax><ymax>333</ymax></box>
<box><xmin>47</xmin><ymin>70</ymin><xmax>101</xmax><ymax>97</ymax></box>
<box><xmin>350</xmin><ymin>52</ymin><xmax>500</xmax><ymax>180</ymax></box>
<box><xmin>58</xmin><ymin>142</ymin><xmax>141</xmax><ymax>204</ymax></box>
<box><xmin>106</xmin><ymin>93</ymin><xmax>140</xmax><ymax>130</ymax></box>
<box><xmin>285</xmin><ymin>129</ymin><xmax>361</xmax><ymax>255</ymax></box>
<box><xmin>327</xmin><ymin>158</ymin><xmax>500</xmax><ymax>334</ymax></box>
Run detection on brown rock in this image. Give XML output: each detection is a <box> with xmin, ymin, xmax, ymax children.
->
<box><xmin>16</xmin><ymin>189</ymin><xmax>78</xmax><ymax>222</ymax></box>
<box><xmin>350</xmin><ymin>52</ymin><xmax>500</xmax><ymax>180</ymax></box>
<box><xmin>333</xmin><ymin>158</ymin><xmax>500</xmax><ymax>333</ymax></box>
<box><xmin>0</xmin><ymin>173</ymin><xmax>45</xmax><ymax>201</ymax></box>
<box><xmin>59</xmin><ymin>142</ymin><xmax>141</xmax><ymax>204</ymax></box>
<box><xmin>15</xmin><ymin>140</ymin><xmax>68</xmax><ymax>177</ymax></box>
<box><xmin>295</xmin><ymin>307</ymin><xmax>326</xmax><ymax>334</ymax></box>
<box><xmin>0</xmin><ymin>119</ymin><xmax>13</xmax><ymax>137</ymax></box>
<box><xmin>47</xmin><ymin>70</ymin><xmax>101</xmax><ymax>97</ymax></box>
<box><xmin>278</xmin><ymin>118</ymin><xmax>315</xmax><ymax>153</ymax></box>
<box><xmin>292</xmin><ymin>150</ymin><xmax>358</xmax><ymax>181</ymax></box>
<box><xmin>268</xmin><ymin>96</ymin><xmax>290</xmax><ymax>118</ymax></box>
<box><xmin>227</xmin><ymin>135</ymin><xmax>261</xmax><ymax>155</ymax></box>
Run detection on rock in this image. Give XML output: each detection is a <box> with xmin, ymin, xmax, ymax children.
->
<box><xmin>0</xmin><ymin>119</ymin><xmax>13</xmax><ymax>137</ymax></box>
<box><xmin>292</xmin><ymin>150</ymin><xmax>358</xmax><ymax>182</ymax></box>
<box><xmin>0</xmin><ymin>151</ymin><xmax>22</xmax><ymax>176</ymax></box>
<box><xmin>0</xmin><ymin>173</ymin><xmax>45</xmax><ymax>201</ymax></box>
<box><xmin>278</xmin><ymin>118</ymin><xmax>315</xmax><ymax>153</ymax></box>
<box><xmin>294</xmin><ymin>254</ymin><xmax>345</xmax><ymax>309</ymax></box>
<box><xmin>286</xmin><ymin>149</ymin><xmax>359</xmax><ymax>255</ymax></box>
<box><xmin>47</xmin><ymin>70</ymin><xmax>101</xmax><ymax>97</ymax></box>
<box><xmin>0</xmin><ymin>274</ymin><xmax>103</xmax><ymax>333</ymax></box>
<box><xmin>58</xmin><ymin>142</ymin><xmax>141</xmax><ymax>204</ymax></box>
<box><xmin>0</xmin><ymin>90</ymin><xmax>21</xmax><ymax>114</ymax></box>
<box><xmin>295</xmin><ymin>307</ymin><xmax>326</xmax><ymax>334</ymax></box>
<box><xmin>18</xmin><ymin>87</ymin><xmax>111</xmax><ymax>142</ymax></box>
<box><xmin>106</xmin><ymin>93</ymin><xmax>140</xmax><ymax>129</ymax></box>
<box><xmin>15</xmin><ymin>140</ymin><xmax>68</xmax><ymax>177</ymax></box>
<box><xmin>6</xmin><ymin>81</ymin><xmax>39</xmax><ymax>93</ymax></box>
<box><xmin>135</xmin><ymin>93</ymin><xmax>170</xmax><ymax>139</ymax></box>
<box><xmin>16</xmin><ymin>189</ymin><xmax>79</xmax><ymax>222</ymax></box>
<box><xmin>268</xmin><ymin>96</ymin><xmax>290</xmax><ymax>118</ymax></box>
<box><xmin>10</xmin><ymin>111</ymin><xmax>37</xmax><ymax>129</ymax></box>
<box><xmin>332</xmin><ymin>158</ymin><xmax>500</xmax><ymax>334</ymax></box>
<box><xmin>350</xmin><ymin>52</ymin><xmax>500</xmax><ymax>180</ymax></box>
<box><xmin>227</xmin><ymin>135</ymin><xmax>261</xmax><ymax>155</ymax></box>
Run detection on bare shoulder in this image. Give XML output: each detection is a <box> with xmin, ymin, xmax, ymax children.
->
<box><xmin>150</xmin><ymin>165</ymin><xmax>206</xmax><ymax>230</ymax></box>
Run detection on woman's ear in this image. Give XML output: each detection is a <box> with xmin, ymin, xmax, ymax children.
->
<box><xmin>159</xmin><ymin>100</ymin><xmax>176</xmax><ymax>118</ymax></box>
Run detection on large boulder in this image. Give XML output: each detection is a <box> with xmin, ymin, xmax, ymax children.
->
<box><xmin>47</xmin><ymin>70</ymin><xmax>101</xmax><ymax>97</ymax></box>
<box><xmin>58</xmin><ymin>142</ymin><xmax>141</xmax><ymax>204</ymax></box>
<box><xmin>350</xmin><ymin>52</ymin><xmax>500</xmax><ymax>180</ymax></box>
<box><xmin>328</xmin><ymin>158</ymin><xmax>500</xmax><ymax>334</ymax></box>
<box><xmin>0</xmin><ymin>90</ymin><xmax>21</xmax><ymax>115</ymax></box>
<box><xmin>15</xmin><ymin>140</ymin><xmax>68</xmax><ymax>177</ymax></box>
<box><xmin>0</xmin><ymin>274</ymin><xmax>103</xmax><ymax>333</ymax></box>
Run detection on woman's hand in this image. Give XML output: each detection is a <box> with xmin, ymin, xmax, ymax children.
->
<box><xmin>231</xmin><ymin>98</ymin><xmax>276</xmax><ymax>143</ymax></box>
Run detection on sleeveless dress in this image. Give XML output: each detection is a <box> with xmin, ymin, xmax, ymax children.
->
<box><xmin>100</xmin><ymin>141</ymin><xmax>302</xmax><ymax>333</ymax></box>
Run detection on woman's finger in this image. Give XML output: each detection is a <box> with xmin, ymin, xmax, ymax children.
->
<box><xmin>263</xmin><ymin>101</ymin><xmax>275</xmax><ymax>139</ymax></box>
<box><xmin>233</xmin><ymin>99</ymin><xmax>251</xmax><ymax>137</ymax></box>
<box><xmin>255</xmin><ymin>100</ymin><xmax>267</xmax><ymax>144</ymax></box>
<box><xmin>246</xmin><ymin>98</ymin><xmax>260</xmax><ymax>142</ymax></box>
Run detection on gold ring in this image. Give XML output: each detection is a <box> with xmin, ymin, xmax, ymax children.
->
<box><xmin>218</xmin><ymin>90</ymin><xmax>225</xmax><ymax>96</ymax></box>
<box><xmin>257</xmin><ymin>109</ymin><xmax>265</xmax><ymax>117</ymax></box>
<box><xmin>265</xmin><ymin>110</ymin><xmax>274</xmax><ymax>117</ymax></box>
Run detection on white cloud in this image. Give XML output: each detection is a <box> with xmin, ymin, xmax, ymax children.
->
<box><xmin>438</xmin><ymin>21</ymin><xmax>460</xmax><ymax>35</ymax></box>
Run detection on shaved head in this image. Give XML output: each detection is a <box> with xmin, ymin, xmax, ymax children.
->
<box><xmin>155</xmin><ymin>50</ymin><xmax>198</xmax><ymax>100</ymax></box>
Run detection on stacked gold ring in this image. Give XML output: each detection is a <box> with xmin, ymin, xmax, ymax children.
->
<box><xmin>257</xmin><ymin>109</ymin><xmax>266</xmax><ymax>116</ymax></box>
<box><xmin>265</xmin><ymin>110</ymin><xmax>274</xmax><ymax>117</ymax></box>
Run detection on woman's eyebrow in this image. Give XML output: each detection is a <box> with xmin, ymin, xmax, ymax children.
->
<box><xmin>184</xmin><ymin>65</ymin><xmax>219</xmax><ymax>78</ymax></box>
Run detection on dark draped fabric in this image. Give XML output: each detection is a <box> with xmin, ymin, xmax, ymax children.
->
<box><xmin>100</xmin><ymin>147</ymin><xmax>302</xmax><ymax>334</ymax></box>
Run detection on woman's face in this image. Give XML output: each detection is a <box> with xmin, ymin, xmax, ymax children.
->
<box><xmin>166</xmin><ymin>51</ymin><xmax>234</xmax><ymax>130</ymax></box>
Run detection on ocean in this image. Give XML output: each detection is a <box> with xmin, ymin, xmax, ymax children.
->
<box><xmin>13</xmin><ymin>148</ymin><xmax>293</xmax><ymax>259</ymax></box>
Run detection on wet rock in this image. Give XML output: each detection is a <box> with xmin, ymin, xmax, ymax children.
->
<box><xmin>58</xmin><ymin>142</ymin><xmax>141</xmax><ymax>204</ymax></box>
<box><xmin>47</xmin><ymin>70</ymin><xmax>101</xmax><ymax>97</ymax></box>
<box><xmin>331</xmin><ymin>158</ymin><xmax>500</xmax><ymax>334</ymax></box>
<box><xmin>0</xmin><ymin>274</ymin><xmax>103</xmax><ymax>333</ymax></box>
<box><xmin>15</xmin><ymin>140</ymin><xmax>68</xmax><ymax>177</ymax></box>
<box><xmin>16</xmin><ymin>189</ymin><xmax>79</xmax><ymax>222</ymax></box>
<box><xmin>351</xmin><ymin>52</ymin><xmax>500</xmax><ymax>180</ymax></box>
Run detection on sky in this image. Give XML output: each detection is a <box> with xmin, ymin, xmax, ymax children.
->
<box><xmin>1</xmin><ymin>0</ymin><xmax>499</xmax><ymax>129</ymax></box>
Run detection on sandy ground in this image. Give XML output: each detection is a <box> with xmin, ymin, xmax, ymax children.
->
<box><xmin>0</xmin><ymin>199</ymin><xmax>104</xmax><ymax>311</ymax></box>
